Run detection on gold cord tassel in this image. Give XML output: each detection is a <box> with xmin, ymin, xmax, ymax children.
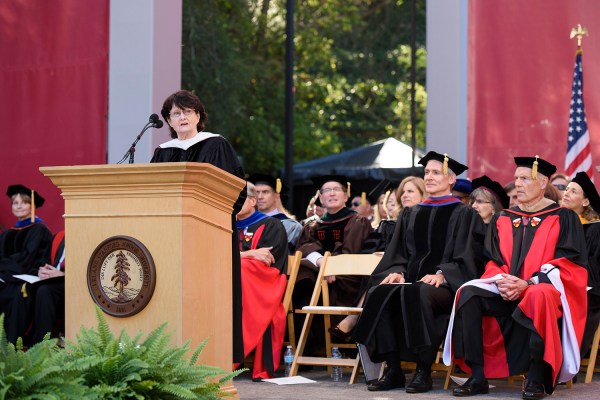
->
<box><xmin>347</xmin><ymin>182</ymin><xmax>351</xmax><ymax>195</ymax></box>
<box><xmin>31</xmin><ymin>189</ymin><xmax>35</xmax><ymax>223</ymax></box>
<box><xmin>21</xmin><ymin>283</ymin><xmax>28</xmax><ymax>298</ymax></box>
<box><xmin>443</xmin><ymin>153</ymin><xmax>449</xmax><ymax>175</ymax></box>
<box><xmin>361</xmin><ymin>192</ymin><xmax>367</xmax><ymax>206</ymax></box>
<box><xmin>276</xmin><ymin>178</ymin><xmax>282</xmax><ymax>194</ymax></box>
<box><xmin>532</xmin><ymin>155</ymin><xmax>539</xmax><ymax>180</ymax></box>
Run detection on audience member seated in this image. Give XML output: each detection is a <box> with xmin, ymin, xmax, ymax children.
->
<box><xmin>29</xmin><ymin>230</ymin><xmax>65</xmax><ymax>344</ymax></box>
<box><xmin>470</xmin><ymin>175</ymin><xmax>509</xmax><ymax>224</ymax></box>
<box><xmin>234</xmin><ymin>182</ymin><xmax>289</xmax><ymax>380</ymax></box>
<box><xmin>0</xmin><ymin>184</ymin><xmax>52</xmax><ymax>343</ymax></box>
<box><xmin>550</xmin><ymin>173</ymin><xmax>570</xmax><ymax>201</ymax></box>
<box><xmin>504</xmin><ymin>180</ymin><xmax>519</xmax><ymax>208</ymax></box>
<box><xmin>350</xmin><ymin>193</ymin><xmax>374</xmax><ymax>221</ymax></box>
<box><xmin>394</xmin><ymin>176</ymin><xmax>426</xmax><ymax>217</ymax></box>
<box><xmin>293</xmin><ymin>175</ymin><xmax>372</xmax><ymax>352</ymax></box>
<box><xmin>353</xmin><ymin>152</ymin><xmax>486</xmax><ymax>393</ymax></box>
<box><xmin>444</xmin><ymin>156</ymin><xmax>587</xmax><ymax>399</ymax></box>
<box><xmin>301</xmin><ymin>190</ymin><xmax>324</xmax><ymax>225</ymax></box>
<box><xmin>452</xmin><ymin>178</ymin><xmax>472</xmax><ymax>205</ymax></box>
<box><xmin>247</xmin><ymin>173</ymin><xmax>302</xmax><ymax>252</ymax></box>
<box><xmin>330</xmin><ymin>177</ymin><xmax>426</xmax><ymax>342</ymax></box>
<box><xmin>560</xmin><ymin>172</ymin><xmax>600</xmax><ymax>361</ymax></box>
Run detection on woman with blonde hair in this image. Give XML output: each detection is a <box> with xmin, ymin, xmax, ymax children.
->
<box><xmin>393</xmin><ymin>176</ymin><xmax>426</xmax><ymax>218</ymax></box>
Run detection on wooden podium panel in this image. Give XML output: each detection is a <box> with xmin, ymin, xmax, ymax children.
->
<box><xmin>40</xmin><ymin>162</ymin><xmax>245</xmax><ymax>394</ymax></box>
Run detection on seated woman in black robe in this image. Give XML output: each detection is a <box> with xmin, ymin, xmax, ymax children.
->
<box><xmin>0</xmin><ymin>184</ymin><xmax>52</xmax><ymax>343</ymax></box>
<box><xmin>560</xmin><ymin>171</ymin><xmax>600</xmax><ymax>359</ymax></box>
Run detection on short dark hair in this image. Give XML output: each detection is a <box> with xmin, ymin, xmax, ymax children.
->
<box><xmin>161</xmin><ymin>90</ymin><xmax>208</xmax><ymax>138</ymax></box>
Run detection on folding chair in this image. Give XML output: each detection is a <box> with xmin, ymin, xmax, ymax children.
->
<box><xmin>282</xmin><ymin>250</ymin><xmax>302</xmax><ymax>352</ymax></box>
<box><xmin>289</xmin><ymin>252</ymin><xmax>381</xmax><ymax>383</ymax></box>
<box><xmin>582</xmin><ymin>321</ymin><xmax>600</xmax><ymax>383</ymax></box>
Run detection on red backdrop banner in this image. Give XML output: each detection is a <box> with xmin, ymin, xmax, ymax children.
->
<box><xmin>0</xmin><ymin>1</ymin><xmax>109</xmax><ymax>233</ymax></box>
<box><xmin>468</xmin><ymin>0</ymin><xmax>600</xmax><ymax>186</ymax></box>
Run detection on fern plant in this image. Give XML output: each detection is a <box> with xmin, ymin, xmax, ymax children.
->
<box><xmin>0</xmin><ymin>315</ymin><xmax>93</xmax><ymax>400</ymax></box>
<box><xmin>60</xmin><ymin>306</ymin><xmax>242</xmax><ymax>399</ymax></box>
<box><xmin>0</xmin><ymin>308</ymin><xmax>243</xmax><ymax>399</ymax></box>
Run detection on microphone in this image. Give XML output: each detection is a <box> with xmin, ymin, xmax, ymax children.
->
<box><xmin>117</xmin><ymin>114</ymin><xmax>163</xmax><ymax>164</ymax></box>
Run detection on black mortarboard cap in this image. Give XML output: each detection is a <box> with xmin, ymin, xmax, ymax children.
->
<box><xmin>418</xmin><ymin>151</ymin><xmax>468</xmax><ymax>175</ymax></box>
<box><xmin>247</xmin><ymin>173</ymin><xmax>288</xmax><ymax>194</ymax></box>
<box><xmin>472</xmin><ymin>175</ymin><xmax>509</xmax><ymax>208</ymax></box>
<box><xmin>310</xmin><ymin>175</ymin><xmax>349</xmax><ymax>191</ymax></box>
<box><xmin>514</xmin><ymin>156</ymin><xmax>557</xmax><ymax>179</ymax></box>
<box><xmin>571</xmin><ymin>172</ymin><xmax>600</xmax><ymax>213</ymax></box>
<box><xmin>366</xmin><ymin>179</ymin><xmax>394</xmax><ymax>204</ymax></box>
<box><xmin>6</xmin><ymin>184</ymin><xmax>45</xmax><ymax>208</ymax></box>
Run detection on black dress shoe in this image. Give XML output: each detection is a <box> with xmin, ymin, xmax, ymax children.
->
<box><xmin>452</xmin><ymin>377</ymin><xmax>489</xmax><ymax>397</ymax></box>
<box><xmin>329</xmin><ymin>326</ymin><xmax>352</xmax><ymax>343</ymax></box>
<box><xmin>405</xmin><ymin>369</ymin><xmax>433</xmax><ymax>393</ymax></box>
<box><xmin>367</xmin><ymin>369</ymin><xmax>406</xmax><ymax>391</ymax></box>
<box><xmin>522</xmin><ymin>379</ymin><xmax>545</xmax><ymax>400</ymax></box>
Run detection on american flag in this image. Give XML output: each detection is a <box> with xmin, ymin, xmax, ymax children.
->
<box><xmin>565</xmin><ymin>51</ymin><xmax>593</xmax><ymax>179</ymax></box>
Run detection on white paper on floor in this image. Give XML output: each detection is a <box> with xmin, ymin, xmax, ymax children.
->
<box><xmin>262</xmin><ymin>376</ymin><xmax>318</xmax><ymax>385</ymax></box>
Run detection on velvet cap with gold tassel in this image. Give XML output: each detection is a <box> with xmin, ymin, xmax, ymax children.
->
<box><xmin>6</xmin><ymin>184</ymin><xmax>45</xmax><ymax>223</ymax></box>
<box><xmin>514</xmin><ymin>156</ymin><xmax>557</xmax><ymax>179</ymax></box>
<box><xmin>418</xmin><ymin>151</ymin><xmax>468</xmax><ymax>175</ymax></box>
<box><xmin>247</xmin><ymin>173</ymin><xmax>288</xmax><ymax>194</ymax></box>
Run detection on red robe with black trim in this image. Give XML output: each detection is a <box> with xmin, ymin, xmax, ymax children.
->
<box><xmin>235</xmin><ymin>215</ymin><xmax>288</xmax><ymax>379</ymax></box>
<box><xmin>444</xmin><ymin>205</ymin><xmax>588</xmax><ymax>389</ymax></box>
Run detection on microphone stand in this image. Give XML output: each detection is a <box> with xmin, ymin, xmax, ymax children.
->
<box><xmin>117</xmin><ymin>121</ymin><xmax>157</xmax><ymax>164</ymax></box>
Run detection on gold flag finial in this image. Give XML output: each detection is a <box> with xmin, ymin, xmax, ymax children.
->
<box><xmin>443</xmin><ymin>153</ymin><xmax>449</xmax><ymax>175</ymax></box>
<box><xmin>570</xmin><ymin>24</ymin><xmax>588</xmax><ymax>50</ymax></box>
<box><xmin>275</xmin><ymin>178</ymin><xmax>282</xmax><ymax>194</ymax></box>
<box><xmin>30</xmin><ymin>189</ymin><xmax>35</xmax><ymax>223</ymax></box>
<box><xmin>532</xmin><ymin>155</ymin><xmax>539</xmax><ymax>180</ymax></box>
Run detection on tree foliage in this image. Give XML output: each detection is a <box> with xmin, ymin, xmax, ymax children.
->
<box><xmin>182</xmin><ymin>0</ymin><xmax>426</xmax><ymax>174</ymax></box>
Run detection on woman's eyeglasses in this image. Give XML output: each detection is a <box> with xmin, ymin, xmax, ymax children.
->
<box><xmin>169</xmin><ymin>109</ymin><xmax>196</xmax><ymax>119</ymax></box>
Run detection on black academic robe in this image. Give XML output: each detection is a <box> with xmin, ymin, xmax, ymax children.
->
<box><xmin>0</xmin><ymin>221</ymin><xmax>53</xmax><ymax>343</ymax></box>
<box><xmin>237</xmin><ymin>213</ymin><xmax>288</xmax><ymax>379</ymax></box>
<box><xmin>151</xmin><ymin>134</ymin><xmax>247</xmax><ymax>364</ymax></box>
<box><xmin>353</xmin><ymin>198</ymin><xmax>486</xmax><ymax>365</ymax></box>
<box><xmin>581</xmin><ymin>221</ymin><xmax>600</xmax><ymax>358</ymax></box>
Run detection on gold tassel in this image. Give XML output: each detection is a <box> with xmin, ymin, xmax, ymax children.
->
<box><xmin>532</xmin><ymin>155</ymin><xmax>539</xmax><ymax>180</ymax></box>
<box><xmin>347</xmin><ymin>182</ymin><xmax>351</xmax><ymax>195</ymax></box>
<box><xmin>31</xmin><ymin>189</ymin><xmax>35</xmax><ymax>223</ymax></box>
<box><xmin>361</xmin><ymin>192</ymin><xmax>367</xmax><ymax>206</ymax></box>
<box><xmin>275</xmin><ymin>178</ymin><xmax>282</xmax><ymax>194</ymax></box>
<box><xmin>443</xmin><ymin>153</ymin><xmax>449</xmax><ymax>175</ymax></box>
<box><xmin>21</xmin><ymin>283</ymin><xmax>28</xmax><ymax>298</ymax></box>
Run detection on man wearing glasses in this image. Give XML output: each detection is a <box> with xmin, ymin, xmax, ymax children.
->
<box><xmin>292</xmin><ymin>175</ymin><xmax>372</xmax><ymax>351</ymax></box>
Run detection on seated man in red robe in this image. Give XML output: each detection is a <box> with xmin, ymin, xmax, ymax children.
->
<box><xmin>443</xmin><ymin>156</ymin><xmax>588</xmax><ymax>399</ymax></box>
<box><xmin>235</xmin><ymin>182</ymin><xmax>289</xmax><ymax>380</ymax></box>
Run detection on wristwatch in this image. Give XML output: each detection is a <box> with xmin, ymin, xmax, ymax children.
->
<box><xmin>526</xmin><ymin>279</ymin><xmax>534</xmax><ymax>286</ymax></box>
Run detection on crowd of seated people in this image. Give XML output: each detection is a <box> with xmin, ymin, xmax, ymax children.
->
<box><xmin>5</xmin><ymin>147</ymin><xmax>600</xmax><ymax>400</ymax></box>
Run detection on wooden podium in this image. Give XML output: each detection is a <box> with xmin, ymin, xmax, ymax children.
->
<box><xmin>40</xmin><ymin>162</ymin><xmax>245</xmax><ymax>395</ymax></box>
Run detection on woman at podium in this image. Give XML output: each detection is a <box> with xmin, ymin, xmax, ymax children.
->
<box><xmin>150</xmin><ymin>89</ymin><xmax>247</xmax><ymax>365</ymax></box>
